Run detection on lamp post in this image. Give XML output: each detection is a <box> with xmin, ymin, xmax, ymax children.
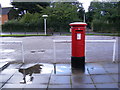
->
<box><xmin>83</xmin><ymin>10</ymin><xmax>86</xmax><ymax>22</ymax></box>
<box><xmin>42</xmin><ymin>15</ymin><xmax>48</xmax><ymax>35</ymax></box>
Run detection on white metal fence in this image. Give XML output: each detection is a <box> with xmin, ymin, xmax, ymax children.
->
<box><xmin>53</xmin><ymin>40</ymin><xmax>116</xmax><ymax>63</ymax></box>
<box><xmin>0</xmin><ymin>41</ymin><xmax>24</xmax><ymax>63</ymax></box>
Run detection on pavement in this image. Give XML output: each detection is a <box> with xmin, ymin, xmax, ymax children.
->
<box><xmin>0</xmin><ymin>35</ymin><xmax>119</xmax><ymax>89</ymax></box>
<box><xmin>0</xmin><ymin>62</ymin><xmax>119</xmax><ymax>89</ymax></box>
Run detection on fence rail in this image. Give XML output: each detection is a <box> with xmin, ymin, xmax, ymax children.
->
<box><xmin>53</xmin><ymin>40</ymin><xmax>116</xmax><ymax>63</ymax></box>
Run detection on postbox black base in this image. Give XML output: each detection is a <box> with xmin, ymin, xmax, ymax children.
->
<box><xmin>71</xmin><ymin>56</ymin><xmax>85</xmax><ymax>70</ymax></box>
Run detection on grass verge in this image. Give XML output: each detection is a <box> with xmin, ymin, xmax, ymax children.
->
<box><xmin>0</xmin><ymin>33</ymin><xmax>119</xmax><ymax>37</ymax></box>
<box><xmin>0</xmin><ymin>34</ymin><xmax>52</xmax><ymax>37</ymax></box>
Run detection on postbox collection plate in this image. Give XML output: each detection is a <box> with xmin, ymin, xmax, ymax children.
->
<box><xmin>77</xmin><ymin>33</ymin><xmax>81</xmax><ymax>40</ymax></box>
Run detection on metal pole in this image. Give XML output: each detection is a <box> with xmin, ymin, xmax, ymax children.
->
<box><xmin>53</xmin><ymin>41</ymin><xmax>56</xmax><ymax>64</ymax></box>
<box><xmin>21</xmin><ymin>42</ymin><xmax>24</xmax><ymax>63</ymax></box>
<box><xmin>44</xmin><ymin>18</ymin><xmax>47</xmax><ymax>35</ymax></box>
<box><xmin>112</xmin><ymin>40</ymin><xmax>116</xmax><ymax>62</ymax></box>
<box><xmin>83</xmin><ymin>13</ymin><xmax>85</xmax><ymax>22</ymax></box>
<box><xmin>53</xmin><ymin>41</ymin><xmax>56</xmax><ymax>74</ymax></box>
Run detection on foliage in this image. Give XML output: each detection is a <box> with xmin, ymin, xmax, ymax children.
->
<box><xmin>2</xmin><ymin>20</ymin><xmax>24</xmax><ymax>32</ymax></box>
<box><xmin>92</xmin><ymin>19</ymin><xmax>118</xmax><ymax>33</ymax></box>
<box><xmin>2</xmin><ymin>13</ymin><xmax>43</xmax><ymax>32</ymax></box>
<box><xmin>20</xmin><ymin>13</ymin><xmax>39</xmax><ymax>24</ymax></box>
<box><xmin>3</xmin><ymin>2</ymin><xmax>84</xmax><ymax>33</ymax></box>
<box><xmin>11</xmin><ymin>2</ymin><xmax>50</xmax><ymax>14</ymax></box>
<box><xmin>8</xmin><ymin>8</ymin><xmax>20</xmax><ymax>20</ymax></box>
<box><xmin>87</xmin><ymin>1</ymin><xmax>120</xmax><ymax>33</ymax></box>
<box><xmin>10</xmin><ymin>2</ymin><xmax>50</xmax><ymax>19</ymax></box>
<box><xmin>41</xmin><ymin>2</ymin><xmax>83</xmax><ymax>32</ymax></box>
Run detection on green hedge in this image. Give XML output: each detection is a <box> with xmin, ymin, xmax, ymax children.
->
<box><xmin>2</xmin><ymin>20</ymin><xmax>44</xmax><ymax>32</ymax></box>
<box><xmin>92</xmin><ymin>20</ymin><xmax>120</xmax><ymax>33</ymax></box>
<box><xmin>2</xmin><ymin>13</ymin><xmax>44</xmax><ymax>33</ymax></box>
<box><xmin>2</xmin><ymin>12</ymin><xmax>72</xmax><ymax>33</ymax></box>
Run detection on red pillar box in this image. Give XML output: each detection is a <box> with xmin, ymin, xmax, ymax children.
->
<box><xmin>69</xmin><ymin>22</ymin><xmax>87</xmax><ymax>69</ymax></box>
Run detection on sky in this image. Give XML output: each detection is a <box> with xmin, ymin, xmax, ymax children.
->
<box><xmin>79</xmin><ymin>0</ymin><xmax>93</xmax><ymax>12</ymax></box>
<box><xmin>0</xmin><ymin>0</ymin><xmax>92</xmax><ymax>12</ymax></box>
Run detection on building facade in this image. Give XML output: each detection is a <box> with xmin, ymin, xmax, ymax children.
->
<box><xmin>0</xmin><ymin>5</ymin><xmax>11</xmax><ymax>24</ymax></box>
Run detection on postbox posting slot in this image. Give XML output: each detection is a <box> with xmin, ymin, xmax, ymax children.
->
<box><xmin>76</xmin><ymin>30</ymin><xmax>82</xmax><ymax>31</ymax></box>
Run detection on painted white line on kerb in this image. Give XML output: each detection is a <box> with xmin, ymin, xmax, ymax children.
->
<box><xmin>53</xmin><ymin>40</ymin><xmax>116</xmax><ymax>63</ymax></box>
<box><xmin>0</xmin><ymin>41</ymin><xmax>24</xmax><ymax>63</ymax></box>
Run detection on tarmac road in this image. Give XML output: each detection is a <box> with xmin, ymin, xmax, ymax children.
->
<box><xmin>0</xmin><ymin>35</ymin><xmax>119</xmax><ymax>64</ymax></box>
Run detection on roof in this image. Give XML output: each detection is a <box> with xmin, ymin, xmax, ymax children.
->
<box><xmin>0</xmin><ymin>7</ymin><xmax>12</xmax><ymax>15</ymax></box>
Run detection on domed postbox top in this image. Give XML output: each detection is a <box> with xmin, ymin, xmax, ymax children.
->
<box><xmin>69</xmin><ymin>22</ymin><xmax>87</xmax><ymax>27</ymax></box>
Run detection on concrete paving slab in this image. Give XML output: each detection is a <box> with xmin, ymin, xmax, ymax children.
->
<box><xmin>91</xmin><ymin>75</ymin><xmax>115</xmax><ymax>83</ymax></box>
<box><xmin>105</xmin><ymin>68</ymin><xmax>118</xmax><ymax>74</ymax></box>
<box><xmin>6</xmin><ymin>74</ymin><xmax>23</xmax><ymax>84</ymax></box>
<box><xmin>2</xmin><ymin>88</ymin><xmax>23</xmax><ymax>90</ymax></box>
<box><xmin>95</xmin><ymin>83</ymin><xmax>118</xmax><ymax>88</ymax></box>
<box><xmin>2</xmin><ymin>84</ymin><xmax>25</xmax><ymax>88</ymax></box>
<box><xmin>32</xmin><ymin>73</ymin><xmax>51</xmax><ymax>76</ymax></box>
<box><xmin>0</xmin><ymin>69</ymin><xmax>15</xmax><ymax>88</ymax></box>
<box><xmin>0</xmin><ymin>83</ymin><xmax>2</xmax><ymax>88</ymax></box>
<box><xmin>71</xmin><ymin>75</ymin><xmax>93</xmax><ymax>84</ymax></box>
<box><xmin>53</xmin><ymin>64</ymin><xmax>71</xmax><ymax>75</ymax></box>
<box><xmin>72</xmin><ymin>84</ymin><xmax>95</xmax><ymax>88</ymax></box>
<box><xmin>88</xmin><ymin>68</ymin><xmax>107</xmax><ymax>75</ymax></box>
<box><xmin>0</xmin><ymin>75</ymin><xmax>10</xmax><ymax>82</ymax></box>
<box><xmin>2</xmin><ymin>84</ymin><xmax>47</xmax><ymax>89</ymax></box>
<box><xmin>0</xmin><ymin>69</ymin><xmax>17</xmax><ymax>75</ymax></box>
<box><xmin>48</xmin><ymin>84</ymin><xmax>71</xmax><ymax>88</ymax></box>
<box><xmin>86</xmin><ymin>63</ymin><xmax>103</xmax><ymax>68</ymax></box>
<box><xmin>13</xmin><ymin>71</ymin><xmax>23</xmax><ymax>76</ymax></box>
<box><xmin>101</xmin><ymin>62</ymin><xmax>118</xmax><ymax>68</ymax></box>
<box><xmin>109</xmin><ymin>74</ymin><xmax>118</xmax><ymax>82</ymax></box>
<box><xmin>5</xmin><ymin>74</ymin><xmax>48</xmax><ymax>88</ymax></box>
<box><xmin>31</xmin><ymin>75</ymin><xmax>50</xmax><ymax>84</ymax></box>
<box><xmin>40</xmin><ymin>63</ymin><xmax>54</xmax><ymax>74</ymax></box>
<box><xmin>23</xmin><ymin>89</ymin><xmax>46</xmax><ymax>90</ymax></box>
<box><xmin>24</xmin><ymin>84</ymin><xmax>47</xmax><ymax>88</ymax></box>
<box><xmin>71</xmin><ymin>67</ymin><xmax>90</xmax><ymax>76</ymax></box>
<box><xmin>50</xmin><ymin>75</ymin><xmax>71</xmax><ymax>85</ymax></box>
<box><xmin>6</xmin><ymin>64</ymin><xmax>22</xmax><ymax>69</ymax></box>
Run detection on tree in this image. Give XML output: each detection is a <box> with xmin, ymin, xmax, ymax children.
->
<box><xmin>41</xmin><ymin>2</ymin><xmax>83</xmax><ymax>32</ymax></box>
<box><xmin>11</xmin><ymin>2</ymin><xmax>50</xmax><ymax>18</ymax></box>
<box><xmin>86</xmin><ymin>1</ymin><xmax>119</xmax><ymax>32</ymax></box>
<box><xmin>8</xmin><ymin>7</ymin><xmax>20</xmax><ymax>20</ymax></box>
<box><xmin>71</xmin><ymin>1</ymin><xmax>85</xmax><ymax>20</ymax></box>
<box><xmin>88</xmin><ymin>1</ymin><xmax>118</xmax><ymax>22</ymax></box>
<box><xmin>3</xmin><ymin>1</ymin><xmax>85</xmax><ymax>33</ymax></box>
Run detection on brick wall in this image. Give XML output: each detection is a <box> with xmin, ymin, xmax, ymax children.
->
<box><xmin>0</xmin><ymin>15</ymin><xmax>2</xmax><ymax>25</ymax></box>
<box><xmin>1</xmin><ymin>14</ymin><xmax>8</xmax><ymax>24</ymax></box>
